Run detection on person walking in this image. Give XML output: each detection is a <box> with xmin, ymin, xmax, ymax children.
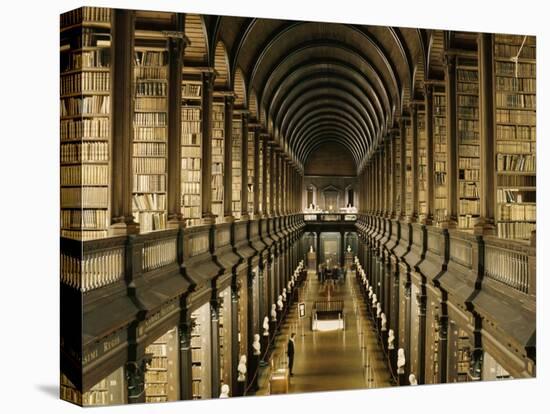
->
<box><xmin>287</xmin><ymin>332</ymin><xmax>296</xmax><ymax>376</ymax></box>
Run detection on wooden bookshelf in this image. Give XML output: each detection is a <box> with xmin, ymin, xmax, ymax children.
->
<box><xmin>212</xmin><ymin>101</ymin><xmax>225</xmax><ymax>222</ymax></box>
<box><xmin>232</xmin><ymin>117</ymin><xmax>242</xmax><ymax>219</ymax></box>
<box><xmin>258</xmin><ymin>137</ymin><xmax>264</xmax><ymax>214</ymax></box>
<box><xmin>433</xmin><ymin>87</ymin><xmax>448</xmax><ymax>223</ymax></box>
<box><xmin>83</xmin><ymin>367</ymin><xmax>125</xmax><ymax>406</ymax></box>
<box><xmin>145</xmin><ymin>327</ymin><xmax>178</xmax><ymax>403</ymax></box>
<box><xmin>247</xmin><ymin>130</ymin><xmax>255</xmax><ymax>215</ymax></box>
<box><xmin>132</xmin><ymin>47</ymin><xmax>169</xmax><ymax>233</ymax></box>
<box><xmin>219</xmin><ymin>287</ymin><xmax>232</xmax><ymax>389</ymax></box>
<box><xmin>456</xmin><ymin>56</ymin><xmax>481</xmax><ymax>229</ymax></box>
<box><xmin>191</xmin><ymin>303</ymin><xmax>212</xmax><ymax>399</ymax></box>
<box><xmin>265</xmin><ymin>144</ymin><xmax>271</xmax><ymax>213</ymax></box>
<box><xmin>60</xmin><ymin>372</ymin><xmax>82</xmax><ymax>405</ymax></box>
<box><xmin>418</xmin><ymin>109</ymin><xmax>428</xmax><ymax>217</ymax></box>
<box><xmin>60</xmin><ymin>7</ymin><xmax>111</xmax><ymax>241</ymax></box>
<box><xmin>395</xmin><ymin>131</ymin><xmax>401</xmax><ymax>213</ymax></box>
<box><xmin>181</xmin><ymin>78</ymin><xmax>203</xmax><ymax>227</ymax></box>
<box><xmin>494</xmin><ymin>34</ymin><xmax>536</xmax><ymax>240</ymax></box>
<box><xmin>405</xmin><ymin>120</ymin><xmax>413</xmax><ymax>215</ymax></box>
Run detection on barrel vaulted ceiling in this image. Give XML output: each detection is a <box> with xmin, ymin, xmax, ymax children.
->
<box><xmin>183</xmin><ymin>13</ymin><xmax>435</xmax><ymax>174</ymax></box>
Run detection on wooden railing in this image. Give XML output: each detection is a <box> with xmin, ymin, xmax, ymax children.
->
<box><xmin>61</xmin><ymin>237</ymin><xmax>125</xmax><ymax>292</ymax></box>
<box><xmin>484</xmin><ymin>238</ymin><xmax>535</xmax><ymax>295</ymax></box>
<box><xmin>303</xmin><ymin>213</ymin><xmax>357</xmax><ymax>222</ymax></box>
<box><xmin>142</xmin><ymin>236</ymin><xmax>177</xmax><ymax>272</ymax></box>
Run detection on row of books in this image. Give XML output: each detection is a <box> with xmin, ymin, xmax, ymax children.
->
<box><xmin>182</xmin><ymin>194</ymin><xmax>200</xmax><ymax>206</ymax></box>
<box><xmin>61</xmin><ymin>49</ymin><xmax>110</xmax><ymax>71</ymax></box>
<box><xmin>61</xmin><ymin>7</ymin><xmax>111</xmax><ymax>27</ymax></box>
<box><xmin>496</xmin><ymin>93</ymin><xmax>536</xmax><ymax>109</ymax></box>
<box><xmin>212</xmin><ymin>162</ymin><xmax>224</xmax><ymax>174</ymax></box>
<box><xmin>145</xmin><ymin>370</ymin><xmax>168</xmax><ymax>382</ymax></box>
<box><xmin>182</xmin><ymin>83</ymin><xmax>202</xmax><ymax>97</ymax></box>
<box><xmin>458</xmin><ymin>95</ymin><xmax>478</xmax><ymax>107</ymax></box>
<box><xmin>61</xmin><ymin>142</ymin><xmax>109</xmax><ymax>163</ymax></box>
<box><xmin>497</xmin><ymin>174</ymin><xmax>535</xmax><ymax>187</ymax></box>
<box><xmin>496</xmin><ymin>77</ymin><xmax>536</xmax><ymax>93</ymax></box>
<box><xmin>496</xmin><ymin>125</ymin><xmax>536</xmax><ymax>141</ymax></box>
<box><xmin>135</xmin><ymin>97</ymin><xmax>168</xmax><ymax>112</ymax></box>
<box><xmin>459</xmin><ymin>144</ymin><xmax>480</xmax><ymax>157</ymax></box>
<box><xmin>135</xmin><ymin>81</ymin><xmax>168</xmax><ymax>97</ymax></box>
<box><xmin>133</xmin><ymin>158</ymin><xmax>166</xmax><ymax>174</ymax></box>
<box><xmin>134</xmin><ymin>51</ymin><xmax>168</xmax><ymax>67</ymax></box>
<box><xmin>66</xmin><ymin>28</ymin><xmax>110</xmax><ymax>49</ymax></box>
<box><xmin>459</xmin><ymin>168</ymin><xmax>480</xmax><ymax>181</ymax></box>
<box><xmin>61</xmin><ymin>229</ymin><xmax>108</xmax><ymax>240</ymax></box>
<box><xmin>459</xmin><ymin>182</ymin><xmax>479</xmax><ymax>197</ymax></box>
<box><xmin>458</xmin><ymin>215</ymin><xmax>477</xmax><ymax>229</ymax></box>
<box><xmin>133</xmin><ymin>142</ymin><xmax>167</xmax><ymax>157</ymax></box>
<box><xmin>182</xmin><ymin>107</ymin><xmax>201</xmax><ymax>121</ymax></box>
<box><xmin>496</xmin><ymin>109</ymin><xmax>535</xmax><ymax>125</ymax></box>
<box><xmin>61</xmin><ymin>165</ymin><xmax>109</xmax><ymax>186</ymax></box>
<box><xmin>496</xmin><ymin>141</ymin><xmax>535</xmax><ymax>154</ymax></box>
<box><xmin>497</xmin><ymin>189</ymin><xmax>535</xmax><ymax>205</ymax></box>
<box><xmin>435</xmin><ymin>198</ymin><xmax>447</xmax><ymax>210</ymax></box>
<box><xmin>457</xmin><ymin>69</ymin><xmax>478</xmax><ymax>82</ymax></box>
<box><xmin>459</xmin><ymin>199</ymin><xmax>480</xmax><ymax>215</ymax></box>
<box><xmin>61</xmin><ymin>209</ymin><xmax>108</xmax><ymax>229</ymax></box>
<box><xmin>134</xmin><ymin>126</ymin><xmax>167</xmax><ymax>141</ymax></box>
<box><xmin>182</xmin><ymin>155</ymin><xmax>201</xmax><ymax>169</ymax></box>
<box><xmin>494</xmin><ymin>43</ymin><xmax>536</xmax><ymax>59</ymax></box>
<box><xmin>457</xmin><ymin>81</ymin><xmax>478</xmax><ymax>94</ymax></box>
<box><xmin>496</xmin><ymin>154</ymin><xmax>536</xmax><ymax>172</ymax></box>
<box><xmin>132</xmin><ymin>193</ymin><xmax>166</xmax><ymax>211</ymax></box>
<box><xmin>82</xmin><ymin>390</ymin><xmax>109</xmax><ymax>406</ymax></box>
<box><xmin>146</xmin><ymin>344</ymin><xmax>167</xmax><ymax>356</ymax></box>
<box><xmin>134</xmin><ymin>112</ymin><xmax>167</xmax><ymax>126</ymax></box>
<box><xmin>458</xmin><ymin>157</ymin><xmax>480</xmax><ymax>169</ymax></box>
<box><xmin>182</xmin><ymin>171</ymin><xmax>201</xmax><ymax>184</ymax></box>
<box><xmin>61</xmin><ymin>72</ymin><xmax>110</xmax><ymax>95</ymax></box>
<box><xmin>182</xmin><ymin>181</ymin><xmax>200</xmax><ymax>196</ymax></box>
<box><xmin>61</xmin><ymin>187</ymin><xmax>109</xmax><ymax>208</ymax></box>
<box><xmin>183</xmin><ymin>207</ymin><xmax>201</xmax><ymax>220</ymax></box>
<box><xmin>213</xmin><ymin>128</ymin><xmax>224</xmax><ymax>139</ymax></box>
<box><xmin>61</xmin><ymin>118</ymin><xmax>109</xmax><ymax>140</ymax></box>
<box><xmin>495</xmin><ymin>62</ymin><xmax>536</xmax><ymax>78</ymax></box>
<box><xmin>497</xmin><ymin>203</ymin><xmax>536</xmax><ymax>221</ymax></box>
<box><xmin>134</xmin><ymin>66</ymin><xmax>168</xmax><ymax>80</ymax></box>
<box><xmin>182</xmin><ymin>133</ymin><xmax>201</xmax><ymax>146</ymax></box>
<box><xmin>133</xmin><ymin>174</ymin><xmax>166</xmax><ymax>192</ymax></box>
<box><xmin>497</xmin><ymin>222</ymin><xmax>536</xmax><ymax>240</ymax></box>
<box><xmin>61</xmin><ymin>96</ymin><xmax>110</xmax><ymax>116</ymax></box>
<box><xmin>458</xmin><ymin>107</ymin><xmax>479</xmax><ymax>119</ymax></box>
<box><xmin>133</xmin><ymin>211</ymin><xmax>167</xmax><ymax>232</ymax></box>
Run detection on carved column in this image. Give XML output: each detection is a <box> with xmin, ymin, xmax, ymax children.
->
<box><xmin>201</xmin><ymin>71</ymin><xmax>215</xmax><ymax>224</ymax></box>
<box><xmin>269</xmin><ymin>143</ymin><xmax>276</xmax><ymax>216</ymax></box>
<box><xmin>241</xmin><ymin>112</ymin><xmax>250</xmax><ymax>220</ymax></box>
<box><xmin>262</xmin><ymin>135</ymin><xmax>269</xmax><ymax>216</ymax></box>
<box><xmin>475</xmin><ymin>32</ymin><xmax>496</xmax><ymax>235</ymax></box>
<box><xmin>444</xmin><ymin>54</ymin><xmax>458</xmax><ymax>228</ymax></box>
<box><xmin>423</xmin><ymin>85</ymin><xmax>435</xmax><ymax>225</ymax></box>
<box><xmin>390</xmin><ymin>129</ymin><xmax>397</xmax><ymax>218</ymax></box>
<box><xmin>223</xmin><ymin>95</ymin><xmax>235</xmax><ymax>221</ymax></box>
<box><xmin>167</xmin><ymin>17</ymin><xmax>187</xmax><ymax>228</ymax></box>
<box><xmin>110</xmin><ymin>9</ymin><xmax>139</xmax><ymax>235</ymax></box>
<box><xmin>385</xmin><ymin>135</ymin><xmax>391</xmax><ymax>217</ymax></box>
<box><xmin>252</xmin><ymin>127</ymin><xmax>260</xmax><ymax>217</ymax></box>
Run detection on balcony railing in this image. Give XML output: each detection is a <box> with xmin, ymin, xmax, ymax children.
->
<box><xmin>303</xmin><ymin>213</ymin><xmax>357</xmax><ymax>222</ymax></box>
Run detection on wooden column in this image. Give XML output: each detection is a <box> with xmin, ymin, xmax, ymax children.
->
<box><xmin>423</xmin><ymin>85</ymin><xmax>435</xmax><ymax>225</ymax></box>
<box><xmin>252</xmin><ymin>127</ymin><xmax>260</xmax><ymax>217</ymax></box>
<box><xmin>273</xmin><ymin>149</ymin><xmax>280</xmax><ymax>216</ymax></box>
<box><xmin>109</xmin><ymin>9</ymin><xmax>139</xmax><ymax>235</ymax></box>
<box><xmin>385</xmin><ymin>135</ymin><xmax>391</xmax><ymax>217</ymax></box>
<box><xmin>241</xmin><ymin>112</ymin><xmax>250</xmax><ymax>220</ymax></box>
<box><xmin>410</xmin><ymin>105</ymin><xmax>419</xmax><ymax>222</ymax></box>
<box><xmin>167</xmin><ymin>16</ymin><xmax>187</xmax><ymax>228</ymax></box>
<box><xmin>399</xmin><ymin>117</ymin><xmax>407</xmax><ymax>219</ymax></box>
<box><xmin>444</xmin><ymin>54</ymin><xmax>458</xmax><ymax>228</ymax></box>
<box><xmin>262</xmin><ymin>135</ymin><xmax>269</xmax><ymax>216</ymax></box>
<box><xmin>269</xmin><ymin>141</ymin><xmax>275</xmax><ymax>216</ymax></box>
<box><xmin>223</xmin><ymin>95</ymin><xmax>235</xmax><ymax>221</ymax></box>
<box><xmin>475</xmin><ymin>33</ymin><xmax>496</xmax><ymax>235</ymax></box>
<box><xmin>201</xmin><ymin>71</ymin><xmax>215</xmax><ymax>224</ymax></box>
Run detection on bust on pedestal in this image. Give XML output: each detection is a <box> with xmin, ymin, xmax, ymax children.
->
<box><xmin>237</xmin><ymin>355</ymin><xmax>247</xmax><ymax>396</ymax></box>
<box><xmin>397</xmin><ymin>348</ymin><xmax>406</xmax><ymax>385</ymax></box>
<box><xmin>409</xmin><ymin>374</ymin><xmax>418</xmax><ymax>386</ymax></box>
<box><xmin>219</xmin><ymin>384</ymin><xmax>230</xmax><ymax>398</ymax></box>
<box><xmin>261</xmin><ymin>317</ymin><xmax>269</xmax><ymax>366</ymax></box>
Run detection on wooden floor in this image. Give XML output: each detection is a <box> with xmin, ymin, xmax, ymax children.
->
<box><xmin>254</xmin><ymin>270</ymin><xmax>393</xmax><ymax>396</ymax></box>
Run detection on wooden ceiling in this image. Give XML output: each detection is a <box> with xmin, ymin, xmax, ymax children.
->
<box><xmin>182</xmin><ymin>13</ymin><xmax>441</xmax><ymax>173</ymax></box>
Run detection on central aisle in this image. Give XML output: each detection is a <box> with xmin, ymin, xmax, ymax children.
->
<box><xmin>255</xmin><ymin>270</ymin><xmax>393</xmax><ymax>395</ymax></box>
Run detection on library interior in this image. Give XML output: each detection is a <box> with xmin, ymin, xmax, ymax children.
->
<box><xmin>60</xmin><ymin>7</ymin><xmax>536</xmax><ymax>406</ymax></box>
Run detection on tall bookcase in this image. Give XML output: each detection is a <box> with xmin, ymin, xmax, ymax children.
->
<box><xmin>247</xmin><ymin>130</ymin><xmax>255</xmax><ymax>215</ymax></box>
<box><xmin>395</xmin><ymin>132</ymin><xmax>401</xmax><ymax>213</ymax></box>
<box><xmin>232</xmin><ymin>117</ymin><xmax>242</xmax><ymax>219</ymax></box>
<box><xmin>60</xmin><ymin>373</ymin><xmax>82</xmax><ymax>405</ymax></box>
<box><xmin>60</xmin><ymin>7</ymin><xmax>111</xmax><ymax>241</ymax></box>
<box><xmin>433</xmin><ymin>86</ymin><xmax>448</xmax><ymax>223</ymax></box>
<box><xmin>83</xmin><ymin>367</ymin><xmax>125</xmax><ymax>406</ymax></box>
<box><xmin>494</xmin><ymin>34</ymin><xmax>536</xmax><ymax>240</ymax></box>
<box><xmin>405</xmin><ymin>120</ymin><xmax>413</xmax><ymax>215</ymax></box>
<box><xmin>191</xmin><ymin>303</ymin><xmax>212</xmax><ymax>399</ymax></box>
<box><xmin>132</xmin><ymin>46</ymin><xmax>169</xmax><ymax>233</ymax></box>
<box><xmin>212</xmin><ymin>100</ymin><xmax>225</xmax><ymax>222</ymax></box>
<box><xmin>456</xmin><ymin>56</ymin><xmax>481</xmax><ymax>230</ymax></box>
<box><xmin>265</xmin><ymin>144</ymin><xmax>271</xmax><ymax>213</ymax></box>
<box><xmin>418</xmin><ymin>109</ymin><xmax>428</xmax><ymax>217</ymax></box>
<box><xmin>258</xmin><ymin>138</ymin><xmax>264</xmax><ymax>214</ymax></box>
<box><xmin>219</xmin><ymin>287</ymin><xmax>232</xmax><ymax>388</ymax></box>
<box><xmin>144</xmin><ymin>327</ymin><xmax>179</xmax><ymax>403</ymax></box>
<box><xmin>181</xmin><ymin>77</ymin><xmax>203</xmax><ymax>227</ymax></box>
